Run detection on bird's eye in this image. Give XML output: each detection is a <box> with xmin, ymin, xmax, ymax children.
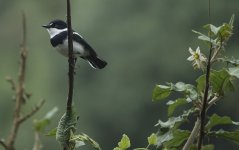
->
<box><xmin>50</xmin><ymin>23</ymin><xmax>54</xmax><ymax>27</ymax></box>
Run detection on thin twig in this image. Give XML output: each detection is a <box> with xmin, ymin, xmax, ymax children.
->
<box><xmin>18</xmin><ymin>99</ymin><xmax>45</xmax><ymax>124</ymax></box>
<box><xmin>7</xmin><ymin>12</ymin><xmax>28</xmax><ymax>150</ymax></box>
<box><xmin>182</xmin><ymin>119</ymin><xmax>201</xmax><ymax>150</ymax></box>
<box><xmin>197</xmin><ymin>0</ymin><xmax>212</xmax><ymax>149</ymax></box>
<box><xmin>5</xmin><ymin>77</ymin><xmax>16</xmax><ymax>91</ymax></box>
<box><xmin>0</xmin><ymin>140</ymin><xmax>7</xmax><ymax>149</ymax></box>
<box><xmin>32</xmin><ymin>132</ymin><xmax>42</xmax><ymax>150</ymax></box>
<box><xmin>207</xmin><ymin>96</ymin><xmax>221</xmax><ymax>110</ymax></box>
<box><xmin>210</xmin><ymin>36</ymin><xmax>223</xmax><ymax>64</ymax></box>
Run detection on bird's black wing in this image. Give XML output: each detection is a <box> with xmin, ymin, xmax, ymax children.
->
<box><xmin>72</xmin><ymin>32</ymin><xmax>97</xmax><ymax>57</ymax></box>
<box><xmin>50</xmin><ymin>31</ymin><xmax>67</xmax><ymax>47</ymax></box>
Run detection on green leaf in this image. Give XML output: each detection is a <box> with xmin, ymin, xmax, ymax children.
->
<box><xmin>192</xmin><ymin>30</ymin><xmax>216</xmax><ymax>45</ymax></box>
<box><xmin>163</xmin><ymin>130</ymin><xmax>190</xmax><ymax>148</ymax></box>
<box><xmin>118</xmin><ymin>134</ymin><xmax>131</xmax><ymax>150</ymax></box>
<box><xmin>228</xmin><ymin>67</ymin><xmax>239</xmax><ymax>79</ymax></box>
<box><xmin>147</xmin><ymin>133</ymin><xmax>157</xmax><ymax>145</ymax></box>
<box><xmin>204</xmin><ymin>24</ymin><xmax>220</xmax><ymax>35</ymax></box>
<box><xmin>152</xmin><ymin>82</ymin><xmax>197</xmax><ymax>102</ymax></box>
<box><xmin>206</xmin><ymin>114</ymin><xmax>239</xmax><ymax>131</ymax></box>
<box><xmin>70</xmin><ymin>133</ymin><xmax>101</xmax><ymax>150</ymax></box>
<box><xmin>229</xmin><ymin>14</ymin><xmax>235</xmax><ymax>27</ymax></box>
<box><xmin>46</xmin><ymin>127</ymin><xmax>57</xmax><ymax>136</ymax></box>
<box><xmin>202</xmin><ymin>145</ymin><xmax>215</xmax><ymax>150</ymax></box>
<box><xmin>172</xmin><ymin>82</ymin><xmax>198</xmax><ymax>100</ymax></box>
<box><xmin>210</xmin><ymin>69</ymin><xmax>234</xmax><ymax>94</ymax></box>
<box><xmin>113</xmin><ymin>148</ymin><xmax>121</xmax><ymax>150</ymax></box>
<box><xmin>219</xmin><ymin>57</ymin><xmax>239</xmax><ymax>66</ymax></box>
<box><xmin>167</xmin><ymin>98</ymin><xmax>187</xmax><ymax>116</ymax></box>
<box><xmin>74</xmin><ymin>141</ymin><xmax>85</xmax><ymax>149</ymax></box>
<box><xmin>196</xmin><ymin>69</ymin><xmax>234</xmax><ymax>95</ymax></box>
<box><xmin>209</xmin><ymin>130</ymin><xmax>239</xmax><ymax>144</ymax></box>
<box><xmin>155</xmin><ymin>109</ymin><xmax>194</xmax><ymax>129</ymax></box>
<box><xmin>33</xmin><ymin>107</ymin><xmax>58</xmax><ymax>132</ymax></box>
<box><xmin>155</xmin><ymin>117</ymin><xmax>184</xmax><ymax>129</ymax></box>
<box><xmin>157</xmin><ymin>130</ymin><xmax>173</xmax><ymax>147</ymax></box>
<box><xmin>134</xmin><ymin>148</ymin><xmax>149</xmax><ymax>150</ymax></box>
<box><xmin>152</xmin><ymin>85</ymin><xmax>171</xmax><ymax>102</ymax></box>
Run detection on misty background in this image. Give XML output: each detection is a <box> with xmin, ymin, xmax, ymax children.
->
<box><xmin>0</xmin><ymin>1</ymin><xmax>239</xmax><ymax>149</ymax></box>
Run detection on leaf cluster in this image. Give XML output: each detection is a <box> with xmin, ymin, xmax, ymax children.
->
<box><xmin>151</xmin><ymin>15</ymin><xmax>239</xmax><ymax>150</ymax></box>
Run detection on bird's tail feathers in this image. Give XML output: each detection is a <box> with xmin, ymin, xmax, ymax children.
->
<box><xmin>87</xmin><ymin>56</ymin><xmax>107</xmax><ymax>69</ymax></box>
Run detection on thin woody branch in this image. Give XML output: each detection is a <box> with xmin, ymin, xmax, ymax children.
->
<box><xmin>182</xmin><ymin>119</ymin><xmax>201</xmax><ymax>150</ymax></box>
<box><xmin>18</xmin><ymin>99</ymin><xmax>45</xmax><ymax>124</ymax></box>
<box><xmin>5</xmin><ymin>12</ymin><xmax>44</xmax><ymax>150</ymax></box>
<box><xmin>7</xmin><ymin>12</ymin><xmax>28</xmax><ymax>150</ymax></box>
<box><xmin>5</xmin><ymin>77</ymin><xmax>16</xmax><ymax>91</ymax></box>
<box><xmin>0</xmin><ymin>140</ymin><xmax>7</xmax><ymax>149</ymax></box>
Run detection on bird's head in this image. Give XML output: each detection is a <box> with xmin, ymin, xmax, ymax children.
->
<box><xmin>42</xmin><ymin>19</ymin><xmax>67</xmax><ymax>38</ymax></box>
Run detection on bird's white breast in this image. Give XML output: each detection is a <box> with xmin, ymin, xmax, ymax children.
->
<box><xmin>56</xmin><ymin>39</ymin><xmax>88</xmax><ymax>57</ymax></box>
<box><xmin>47</xmin><ymin>28</ymin><xmax>89</xmax><ymax>57</ymax></box>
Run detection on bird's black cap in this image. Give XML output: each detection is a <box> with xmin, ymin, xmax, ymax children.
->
<box><xmin>42</xmin><ymin>19</ymin><xmax>67</xmax><ymax>29</ymax></box>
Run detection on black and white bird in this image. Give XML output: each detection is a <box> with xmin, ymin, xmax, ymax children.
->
<box><xmin>42</xmin><ymin>19</ymin><xmax>107</xmax><ymax>69</ymax></box>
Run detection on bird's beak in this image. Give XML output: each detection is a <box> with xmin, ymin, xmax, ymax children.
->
<box><xmin>42</xmin><ymin>24</ymin><xmax>50</xmax><ymax>28</ymax></box>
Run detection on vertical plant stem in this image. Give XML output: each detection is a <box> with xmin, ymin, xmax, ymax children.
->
<box><xmin>63</xmin><ymin>0</ymin><xmax>75</xmax><ymax>149</ymax></box>
<box><xmin>182</xmin><ymin>119</ymin><xmax>201</xmax><ymax>150</ymax></box>
<box><xmin>7</xmin><ymin>12</ymin><xmax>27</xmax><ymax>150</ymax></box>
<box><xmin>197</xmin><ymin>0</ymin><xmax>212</xmax><ymax>149</ymax></box>
<box><xmin>66</xmin><ymin>0</ymin><xmax>75</xmax><ymax>111</ymax></box>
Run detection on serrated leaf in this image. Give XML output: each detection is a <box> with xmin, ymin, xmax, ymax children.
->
<box><xmin>152</xmin><ymin>85</ymin><xmax>171</xmax><ymax>102</ymax></box>
<box><xmin>163</xmin><ymin>130</ymin><xmax>190</xmax><ymax>148</ymax></box>
<box><xmin>228</xmin><ymin>67</ymin><xmax>239</xmax><ymax>78</ymax></box>
<box><xmin>167</xmin><ymin>98</ymin><xmax>187</xmax><ymax>117</ymax></box>
<box><xmin>209</xmin><ymin>129</ymin><xmax>239</xmax><ymax>144</ymax></box>
<box><xmin>206</xmin><ymin>114</ymin><xmax>239</xmax><ymax>131</ymax></box>
<box><xmin>147</xmin><ymin>133</ymin><xmax>157</xmax><ymax>145</ymax></box>
<box><xmin>118</xmin><ymin>134</ymin><xmax>131</xmax><ymax>149</ymax></box>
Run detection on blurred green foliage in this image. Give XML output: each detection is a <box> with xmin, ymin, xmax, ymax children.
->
<box><xmin>1</xmin><ymin>1</ymin><xmax>239</xmax><ymax>150</ymax></box>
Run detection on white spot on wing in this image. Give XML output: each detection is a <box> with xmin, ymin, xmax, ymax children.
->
<box><xmin>73</xmin><ymin>32</ymin><xmax>83</xmax><ymax>38</ymax></box>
